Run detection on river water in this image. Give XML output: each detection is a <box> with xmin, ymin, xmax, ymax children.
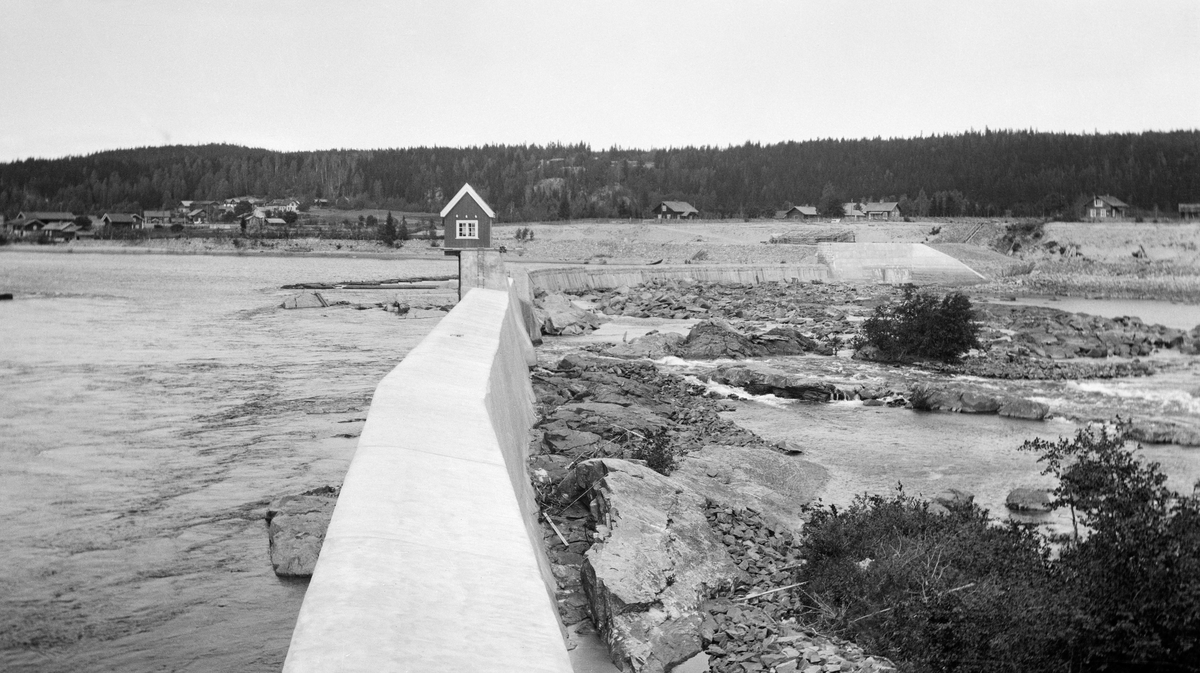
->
<box><xmin>0</xmin><ymin>251</ymin><xmax>456</xmax><ymax>672</ymax></box>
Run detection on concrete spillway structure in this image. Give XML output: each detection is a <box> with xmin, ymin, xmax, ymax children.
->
<box><xmin>816</xmin><ymin>242</ymin><xmax>986</xmax><ymax>285</ymax></box>
<box><xmin>526</xmin><ymin>243</ymin><xmax>983</xmax><ymax>293</ymax></box>
<box><xmin>282</xmin><ymin>287</ymin><xmax>571</xmax><ymax>673</ymax></box>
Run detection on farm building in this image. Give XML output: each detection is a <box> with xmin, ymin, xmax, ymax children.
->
<box><xmin>775</xmin><ymin>205</ymin><xmax>818</xmax><ymax>220</ymax></box>
<box><xmin>102</xmin><ymin>213</ymin><xmax>140</xmax><ymax>229</ymax></box>
<box><xmin>1179</xmin><ymin>204</ymin><xmax>1200</xmax><ymax>220</ymax></box>
<box><xmin>441</xmin><ymin>183</ymin><xmax>495</xmax><ymax>249</ymax></box>
<box><xmin>862</xmin><ymin>202</ymin><xmax>901</xmax><ymax>220</ymax></box>
<box><xmin>17</xmin><ymin>211</ymin><xmax>75</xmax><ymax>225</ymax></box>
<box><xmin>143</xmin><ymin>210</ymin><xmax>173</xmax><ymax>227</ymax></box>
<box><xmin>1085</xmin><ymin>195</ymin><xmax>1128</xmax><ymax>219</ymax></box>
<box><xmin>841</xmin><ymin>203</ymin><xmax>866</xmax><ymax>219</ymax></box>
<box><xmin>651</xmin><ymin>201</ymin><xmax>700</xmax><ymax>219</ymax></box>
<box><xmin>40</xmin><ymin>221</ymin><xmax>79</xmax><ymax>241</ymax></box>
<box><xmin>5</xmin><ymin>217</ymin><xmax>45</xmax><ymax>238</ymax></box>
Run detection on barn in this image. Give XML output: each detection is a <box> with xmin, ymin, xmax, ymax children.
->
<box><xmin>441</xmin><ymin>183</ymin><xmax>495</xmax><ymax>249</ymax></box>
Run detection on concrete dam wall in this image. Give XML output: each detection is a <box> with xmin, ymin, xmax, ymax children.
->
<box><xmin>282</xmin><ymin>287</ymin><xmax>571</xmax><ymax>673</ymax></box>
<box><xmin>526</xmin><ymin>243</ymin><xmax>983</xmax><ymax>293</ymax></box>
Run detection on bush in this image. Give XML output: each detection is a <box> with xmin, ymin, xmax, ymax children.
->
<box><xmin>796</xmin><ymin>492</ymin><xmax>1062</xmax><ymax>671</ymax></box>
<box><xmin>795</xmin><ymin>425</ymin><xmax>1200</xmax><ymax>672</ymax></box>
<box><xmin>859</xmin><ymin>287</ymin><xmax>981</xmax><ymax>363</ymax></box>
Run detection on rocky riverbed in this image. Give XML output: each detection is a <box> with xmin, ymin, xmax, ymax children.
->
<box><xmin>529</xmin><ymin>352</ymin><xmax>900</xmax><ymax>672</ymax></box>
<box><xmin>523</xmin><ymin>276</ymin><xmax>1200</xmax><ymax>671</ymax></box>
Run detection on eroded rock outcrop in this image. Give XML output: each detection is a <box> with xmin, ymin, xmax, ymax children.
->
<box><xmin>575</xmin><ymin>459</ymin><xmax>745</xmax><ymax>673</ymax></box>
<box><xmin>673</xmin><ymin>320</ymin><xmax>832</xmax><ymax>360</ymax></box>
<box><xmin>265</xmin><ymin>486</ymin><xmax>339</xmax><ymax>577</ymax></box>
<box><xmin>909</xmin><ymin>382</ymin><xmax>1050</xmax><ymax>420</ymax></box>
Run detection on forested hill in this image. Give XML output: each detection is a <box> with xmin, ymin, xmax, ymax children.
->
<box><xmin>2</xmin><ymin>130</ymin><xmax>1197</xmax><ymax>220</ymax></box>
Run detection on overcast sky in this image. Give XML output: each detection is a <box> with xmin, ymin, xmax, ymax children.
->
<box><xmin>1</xmin><ymin>0</ymin><xmax>1197</xmax><ymax>162</ymax></box>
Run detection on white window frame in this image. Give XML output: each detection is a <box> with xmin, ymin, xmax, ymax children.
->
<box><xmin>456</xmin><ymin>218</ymin><xmax>479</xmax><ymax>239</ymax></box>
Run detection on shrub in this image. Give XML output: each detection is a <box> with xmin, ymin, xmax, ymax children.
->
<box><xmin>796</xmin><ymin>491</ymin><xmax>1062</xmax><ymax>671</ymax></box>
<box><xmin>795</xmin><ymin>425</ymin><xmax>1200</xmax><ymax>672</ymax></box>
<box><xmin>859</xmin><ymin>287</ymin><xmax>981</xmax><ymax>363</ymax></box>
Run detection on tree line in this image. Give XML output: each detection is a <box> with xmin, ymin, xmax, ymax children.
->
<box><xmin>2</xmin><ymin>130</ymin><xmax>1197</xmax><ymax>221</ymax></box>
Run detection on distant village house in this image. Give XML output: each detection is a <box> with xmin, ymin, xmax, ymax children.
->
<box><xmin>102</xmin><ymin>212</ymin><xmax>141</xmax><ymax>229</ymax></box>
<box><xmin>862</xmin><ymin>202</ymin><xmax>901</xmax><ymax>220</ymax></box>
<box><xmin>1179</xmin><ymin>203</ymin><xmax>1200</xmax><ymax>221</ymax></box>
<box><xmin>142</xmin><ymin>210</ymin><xmax>173</xmax><ymax>227</ymax></box>
<box><xmin>1085</xmin><ymin>195</ymin><xmax>1128</xmax><ymax>219</ymax></box>
<box><xmin>651</xmin><ymin>201</ymin><xmax>699</xmax><ymax>220</ymax></box>
<box><xmin>775</xmin><ymin>205</ymin><xmax>818</xmax><ymax>220</ymax></box>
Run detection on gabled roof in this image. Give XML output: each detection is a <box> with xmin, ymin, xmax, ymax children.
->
<box><xmin>440</xmin><ymin>183</ymin><xmax>496</xmax><ymax>218</ymax></box>
<box><xmin>41</xmin><ymin>221</ymin><xmax>78</xmax><ymax>232</ymax></box>
<box><xmin>19</xmin><ymin>211</ymin><xmax>75</xmax><ymax>221</ymax></box>
<box><xmin>776</xmin><ymin>205</ymin><xmax>818</xmax><ymax>218</ymax></box>
<box><xmin>188</xmin><ymin>209</ymin><xmax>207</xmax><ymax>217</ymax></box>
<box><xmin>862</xmin><ymin>202</ymin><xmax>900</xmax><ymax>212</ymax></box>
<box><xmin>102</xmin><ymin>212</ymin><xmax>138</xmax><ymax>223</ymax></box>
<box><xmin>1095</xmin><ymin>194</ymin><xmax>1128</xmax><ymax>208</ymax></box>
<box><xmin>143</xmin><ymin>210</ymin><xmax>172</xmax><ymax>218</ymax></box>
<box><xmin>655</xmin><ymin>200</ymin><xmax>699</xmax><ymax>215</ymax></box>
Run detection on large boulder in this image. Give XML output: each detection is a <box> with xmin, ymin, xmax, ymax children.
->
<box><xmin>674</xmin><ymin>319</ymin><xmax>766</xmax><ymax>359</ymax></box>
<box><xmin>265</xmin><ymin>486</ymin><xmax>339</xmax><ymax>577</ymax></box>
<box><xmin>909</xmin><ymin>383</ymin><xmax>1049</xmax><ymax>420</ymax></box>
<box><xmin>671</xmin><ymin>445</ymin><xmax>827</xmax><ymax>532</ymax></box>
<box><xmin>673</xmin><ymin>320</ymin><xmax>829</xmax><ymax>360</ymax></box>
<box><xmin>1128</xmin><ymin>418</ymin><xmax>1200</xmax><ymax>447</ymax></box>
<box><xmin>537</xmin><ymin>293</ymin><xmax>607</xmax><ymax>335</ymax></box>
<box><xmin>1005</xmin><ymin>486</ymin><xmax>1053</xmax><ymax>513</ymax></box>
<box><xmin>575</xmin><ymin>459</ymin><xmax>745</xmax><ymax>673</ymax></box>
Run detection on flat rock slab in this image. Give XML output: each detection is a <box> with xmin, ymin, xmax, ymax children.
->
<box><xmin>266</xmin><ymin>486</ymin><xmax>339</xmax><ymax>577</ymax></box>
<box><xmin>576</xmin><ymin>459</ymin><xmax>744</xmax><ymax>673</ymax></box>
<box><xmin>671</xmin><ymin>445</ymin><xmax>827</xmax><ymax>533</ymax></box>
<box><xmin>281</xmin><ymin>292</ymin><xmax>328</xmax><ymax>309</ymax></box>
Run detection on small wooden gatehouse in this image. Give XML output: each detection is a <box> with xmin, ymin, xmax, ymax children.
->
<box><xmin>441</xmin><ymin>183</ymin><xmax>495</xmax><ymax>249</ymax></box>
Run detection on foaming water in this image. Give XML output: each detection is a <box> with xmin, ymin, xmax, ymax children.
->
<box><xmin>0</xmin><ymin>251</ymin><xmax>455</xmax><ymax>672</ymax></box>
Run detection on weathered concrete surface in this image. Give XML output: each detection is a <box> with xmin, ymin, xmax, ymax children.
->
<box><xmin>458</xmin><ymin>248</ymin><xmax>508</xmax><ymax>299</ymax></box>
<box><xmin>266</xmin><ymin>486</ymin><xmax>339</xmax><ymax>577</ymax></box>
<box><xmin>576</xmin><ymin>459</ymin><xmax>744</xmax><ymax>673</ymax></box>
<box><xmin>283</xmin><ymin>288</ymin><xmax>569</xmax><ymax>673</ymax></box>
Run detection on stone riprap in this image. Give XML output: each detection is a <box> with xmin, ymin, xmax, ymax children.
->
<box><xmin>283</xmin><ymin>287</ymin><xmax>571</xmax><ymax>673</ymax></box>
